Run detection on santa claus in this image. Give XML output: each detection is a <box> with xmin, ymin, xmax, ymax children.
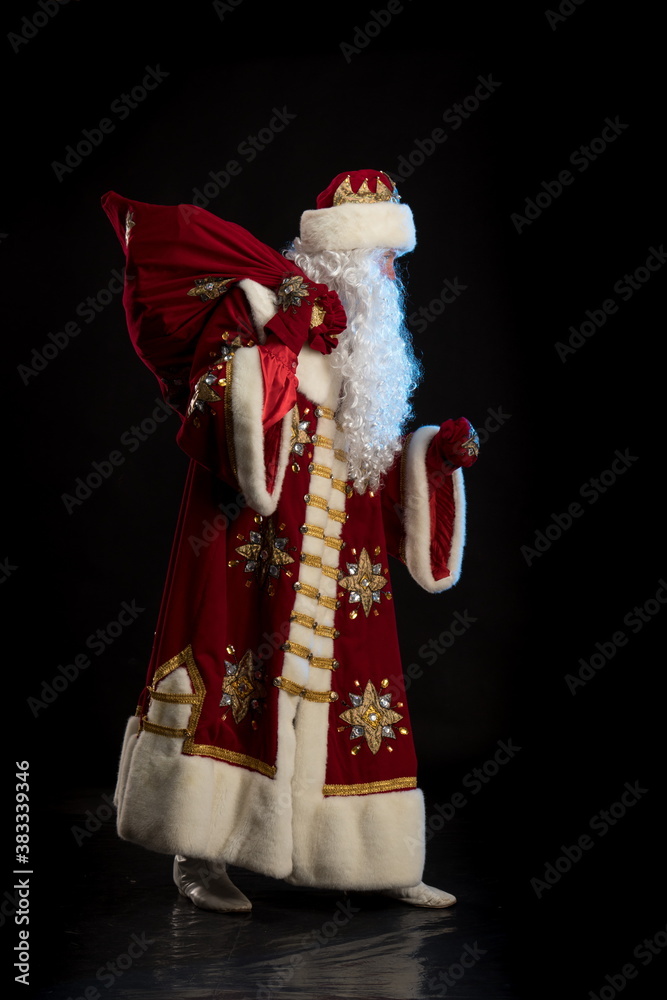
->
<box><xmin>103</xmin><ymin>168</ymin><xmax>478</xmax><ymax>914</ymax></box>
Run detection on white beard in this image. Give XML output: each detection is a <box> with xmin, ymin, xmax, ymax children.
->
<box><xmin>284</xmin><ymin>244</ymin><xmax>421</xmax><ymax>492</ymax></box>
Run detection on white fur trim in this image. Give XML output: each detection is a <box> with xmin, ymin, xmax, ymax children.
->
<box><xmin>295</xmin><ymin>346</ymin><xmax>340</xmax><ymax>406</ymax></box>
<box><xmin>229</xmin><ymin>346</ymin><xmax>293</xmax><ymax>516</ymax></box>
<box><xmin>237</xmin><ymin>278</ymin><xmax>277</xmax><ymax>344</ymax></box>
<box><xmin>403</xmin><ymin>426</ymin><xmax>466</xmax><ymax>593</ymax></box>
<box><xmin>300</xmin><ymin>202</ymin><xmax>416</xmax><ymax>253</ymax></box>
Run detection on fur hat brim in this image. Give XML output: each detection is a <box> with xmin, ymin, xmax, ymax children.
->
<box><xmin>299</xmin><ymin>202</ymin><xmax>416</xmax><ymax>254</ymax></box>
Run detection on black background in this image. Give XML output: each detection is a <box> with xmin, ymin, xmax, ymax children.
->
<box><xmin>3</xmin><ymin>1</ymin><xmax>665</xmax><ymax>997</ymax></box>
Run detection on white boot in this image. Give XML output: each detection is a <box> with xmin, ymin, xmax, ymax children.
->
<box><xmin>381</xmin><ymin>882</ymin><xmax>457</xmax><ymax>908</ymax></box>
<box><xmin>173</xmin><ymin>855</ymin><xmax>252</xmax><ymax>913</ymax></box>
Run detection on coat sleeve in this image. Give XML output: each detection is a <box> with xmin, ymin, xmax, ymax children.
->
<box><xmin>175</xmin><ymin>284</ymin><xmax>296</xmax><ymax>516</ymax></box>
<box><xmin>380</xmin><ymin>427</ymin><xmax>466</xmax><ymax>592</ymax></box>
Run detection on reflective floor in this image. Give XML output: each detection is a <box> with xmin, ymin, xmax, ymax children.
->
<box><xmin>32</xmin><ymin>788</ymin><xmax>518</xmax><ymax>1000</ymax></box>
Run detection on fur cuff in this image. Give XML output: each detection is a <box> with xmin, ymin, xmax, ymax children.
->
<box><xmin>403</xmin><ymin>426</ymin><xmax>466</xmax><ymax>592</ymax></box>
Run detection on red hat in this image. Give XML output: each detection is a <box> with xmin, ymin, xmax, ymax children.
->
<box><xmin>299</xmin><ymin>169</ymin><xmax>416</xmax><ymax>254</ymax></box>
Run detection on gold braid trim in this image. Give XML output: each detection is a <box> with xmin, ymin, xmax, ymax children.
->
<box><xmin>186</xmin><ymin>744</ymin><xmax>276</xmax><ymax>778</ymax></box>
<box><xmin>317</xmin><ymin>594</ymin><xmax>340</xmax><ymax>611</ymax></box>
<box><xmin>322</xmin><ymin>564</ymin><xmax>341</xmax><ymax>580</ymax></box>
<box><xmin>294</xmin><ymin>582</ymin><xmax>320</xmax><ymax>600</ymax></box>
<box><xmin>300</xmin><ymin>523</ymin><xmax>325</xmax><ymax>540</ymax></box>
<box><xmin>334</xmin><ymin>449</ymin><xmax>348</xmax><ymax>462</ymax></box>
<box><xmin>312</xmin><ymin>434</ymin><xmax>333</xmax><ymax>449</ymax></box>
<box><xmin>281</xmin><ymin>642</ymin><xmax>338</xmax><ymax>669</ymax></box>
<box><xmin>325</xmin><ymin>536</ymin><xmax>345</xmax><ymax>550</ymax></box>
<box><xmin>290</xmin><ymin>611</ymin><xmax>317</xmax><ymax>629</ymax></box>
<box><xmin>305</xmin><ymin>493</ymin><xmax>329</xmax><ymax>511</ymax></box>
<box><xmin>322</xmin><ymin>777</ymin><xmax>418</xmax><ymax>797</ymax></box>
<box><xmin>282</xmin><ymin>641</ymin><xmax>312</xmax><ymax>660</ymax></box>
<box><xmin>308</xmin><ymin>462</ymin><xmax>333</xmax><ymax>479</ymax></box>
<box><xmin>327</xmin><ymin>507</ymin><xmax>348</xmax><ymax>523</ymax></box>
<box><xmin>314</xmin><ymin>624</ymin><xmax>339</xmax><ymax>639</ymax></box>
<box><xmin>142</xmin><ymin>721</ymin><xmax>191</xmax><ymax>738</ymax></box>
<box><xmin>147</xmin><ymin>689</ymin><xmax>199</xmax><ymax>704</ymax></box>
<box><xmin>315</xmin><ymin>405</ymin><xmax>336</xmax><ymax>420</ymax></box>
<box><xmin>224</xmin><ymin>353</ymin><xmax>237</xmax><ymax>478</ymax></box>
<box><xmin>300</xmin><ymin>553</ymin><xmax>322</xmax><ymax>568</ymax></box>
<box><xmin>331</xmin><ymin>480</ymin><xmax>348</xmax><ymax>495</ymax></box>
<box><xmin>311</xmin><ymin>656</ymin><xmax>339</xmax><ymax>671</ymax></box>
<box><xmin>273</xmin><ymin>677</ymin><xmax>338</xmax><ymax>702</ymax></box>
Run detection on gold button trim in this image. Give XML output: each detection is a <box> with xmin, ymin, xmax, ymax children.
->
<box><xmin>318</xmin><ymin>594</ymin><xmax>340</xmax><ymax>611</ymax></box>
<box><xmin>314</xmin><ymin>624</ymin><xmax>340</xmax><ymax>639</ymax></box>
<box><xmin>290</xmin><ymin>611</ymin><xmax>317</xmax><ymax>629</ymax></box>
<box><xmin>273</xmin><ymin>677</ymin><xmax>338</xmax><ymax>702</ymax></box>
<box><xmin>308</xmin><ymin>462</ymin><xmax>334</xmax><ymax>479</ymax></box>
<box><xmin>300</xmin><ymin>523</ymin><xmax>325</xmax><ymax>540</ymax></box>
<box><xmin>322</xmin><ymin>565</ymin><xmax>342</xmax><ymax>580</ymax></box>
<box><xmin>304</xmin><ymin>493</ymin><xmax>329</xmax><ymax>511</ymax></box>
<box><xmin>327</xmin><ymin>507</ymin><xmax>348</xmax><ymax>524</ymax></box>
<box><xmin>311</xmin><ymin>656</ymin><xmax>339</xmax><ymax>671</ymax></box>
<box><xmin>300</xmin><ymin>553</ymin><xmax>322</xmax><ymax>568</ymax></box>
<box><xmin>281</xmin><ymin>642</ymin><xmax>339</xmax><ymax>670</ymax></box>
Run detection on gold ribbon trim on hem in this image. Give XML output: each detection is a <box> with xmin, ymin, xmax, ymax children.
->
<box><xmin>322</xmin><ymin>777</ymin><xmax>418</xmax><ymax>796</ymax></box>
<box><xmin>143</xmin><ymin>645</ymin><xmax>277</xmax><ymax>778</ymax></box>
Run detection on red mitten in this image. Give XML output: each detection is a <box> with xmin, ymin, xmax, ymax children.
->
<box><xmin>430</xmin><ymin>417</ymin><xmax>480</xmax><ymax>471</ymax></box>
<box><xmin>307</xmin><ymin>286</ymin><xmax>347</xmax><ymax>355</ymax></box>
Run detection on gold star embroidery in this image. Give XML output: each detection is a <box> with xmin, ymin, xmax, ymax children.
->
<box><xmin>220</xmin><ymin>649</ymin><xmax>267</xmax><ymax>724</ymax></box>
<box><xmin>339</xmin><ymin>680</ymin><xmax>403</xmax><ymax>755</ymax></box>
<box><xmin>187</xmin><ymin>277</ymin><xmax>235</xmax><ymax>302</ymax></box>
<box><xmin>277</xmin><ymin>274</ymin><xmax>310</xmax><ymax>312</ymax></box>
<box><xmin>290</xmin><ymin>405</ymin><xmax>311</xmax><ymax>457</ymax></box>
<box><xmin>187</xmin><ymin>370</ymin><xmax>223</xmax><ymax>417</ymax></box>
<box><xmin>462</xmin><ymin>429</ymin><xmax>480</xmax><ymax>457</ymax></box>
<box><xmin>338</xmin><ymin>547</ymin><xmax>388</xmax><ymax>617</ymax></box>
<box><xmin>235</xmin><ymin>517</ymin><xmax>295</xmax><ymax>588</ymax></box>
<box><xmin>125</xmin><ymin>210</ymin><xmax>135</xmax><ymax>245</ymax></box>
